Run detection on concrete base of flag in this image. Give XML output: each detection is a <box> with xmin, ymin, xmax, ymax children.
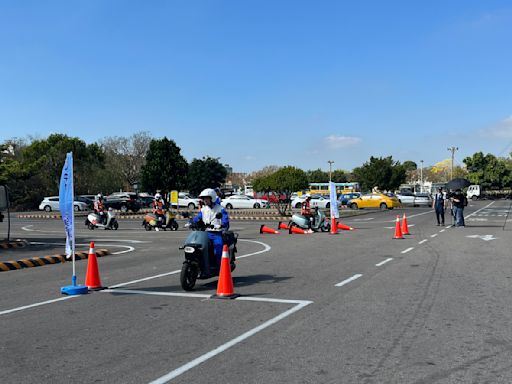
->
<box><xmin>61</xmin><ymin>275</ymin><xmax>88</xmax><ymax>295</ymax></box>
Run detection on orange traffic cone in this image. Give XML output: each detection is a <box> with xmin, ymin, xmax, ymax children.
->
<box><xmin>393</xmin><ymin>216</ymin><xmax>404</xmax><ymax>239</ymax></box>
<box><xmin>337</xmin><ymin>223</ymin><xmax>354</xmax><ymax>231</ymax></box>
<box><xmin>212</xmin><ymin>245</ymin><xmax>240</xmax><ymax>299</ymax></box>
<box><xmin>401</xmin><ymin>213</ymin><xmax>410</xmax><ymax>235</ymax></box>
<box><xmin>289</xmin><ymin>226</ymin><xmax>307</xmax><ymax>234</ymax></box>
<box><xmin>330</xmin><ymin>217</ymin><xmax>338</xmax><ymax>234</ymax></box>
<box><xmin>260</xmin><ymin>225</ymin><xmax>279</xmax><ymax>234</ymax></box>
<box><xmin>85</xmin><ymin>242</ymin><xmax>103</xmax><ymax>290</ymax></box>
<box><xmin>277</xmin><ymin>221</ymin><xmax>290</xmax><ymax>230</ymax></box>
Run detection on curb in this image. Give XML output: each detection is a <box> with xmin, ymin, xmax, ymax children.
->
<box><xmin>0</xmin><ymin>249</ymin><xmax>111</xmax><ymax>272</ymax></box>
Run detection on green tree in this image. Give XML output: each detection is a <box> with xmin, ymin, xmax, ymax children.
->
<box><xmin>187</xmin><ymin>156</ymin><xmax>227</xmax><ymax>196</ymax></box>
<box><xmin>253</xmin><ymin>166</ymin><xmax>308</xmax><ymax>215</ymax></box>
<box><xmin>331</xmin><ymin>169</ymin><xmax>349</xmax><ymax>183</ymax></box>
<box><xmin>140</xmin><ymin>137</ymin><xmax>188</xmax><ymax>194</ymax></box>
<box><xmin>352</xmin><ymin>156</ymin><xmax>406</xmax><ymax>192</ymax></box>
<box><xmin>463</xmin><ymin>152</ymin><xmax>511</xmax><ymax>189</ymax></box>
<box><xmin>306</xmin><ymin>169</ymin><xmax>329</xmax><ymax>183</ymax></box>
<box><xmin>402</xmin><ymin>161</ymin><xmax>417</xmax><ymax>172</ymax></box>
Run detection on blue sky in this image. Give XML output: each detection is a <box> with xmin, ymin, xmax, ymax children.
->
<box><xmin>1</xmin><ymin>0</ymin><xmax>511</xmax><ymax>173</ymax></box>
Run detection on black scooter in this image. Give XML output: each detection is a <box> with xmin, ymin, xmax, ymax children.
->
<box><xmin>179</xmin><ymin>218</ymin><xmax>237</xmax><ymax>291</ymax></box>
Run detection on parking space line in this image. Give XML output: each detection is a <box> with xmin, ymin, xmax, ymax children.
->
<box><xmin>0</xmin><ymin>296</ymin><xmax>77</xmax><ymax>316</ymax></box>
<box><xmin>376</xmin><ymin>258</ymin><xmax>393</xmax><ymax>267</ymax></box>
<box><xmin>335</xmin><ymin>274</ymin><xmax>363</xmax><ymax>287</ymax></box>
<box><xmin>418</xmin><ymin>239</ymin><xmax>427</xmax><ymax>244</ymax></box>
<box><xmin>430</xmin><ymin>234</ymin><xmax>438</xmax><ymax>238</ymax></box>
<box><xmin>401</xmin><ymin>247</ymin><xmax>414</xmax><ymax>254</ymax></box>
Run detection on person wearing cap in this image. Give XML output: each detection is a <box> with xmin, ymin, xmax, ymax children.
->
<box><xmin>193</xmin><ymin>188</ymin><xmax>230</xmax><ymax>276</ymax></box>
<box><xmin>432</xmin><ymin>187</ymin><xmax>447</xmax><ymax>226</ymax></box>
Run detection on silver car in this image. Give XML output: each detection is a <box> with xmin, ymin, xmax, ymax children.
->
<box><xmin>413</xmin><ymin>193</ymin><xmax>432</xmax><ymax>207</ymax></box>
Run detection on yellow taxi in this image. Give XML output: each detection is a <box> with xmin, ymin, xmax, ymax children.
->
<box><xmin>347</xmin><ymin>193</ymin><xmax>400</xmax><ymax>210</ymax></box>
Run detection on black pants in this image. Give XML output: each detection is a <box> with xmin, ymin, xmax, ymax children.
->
<box><xmin>435</xmin><ymin>207</ymin><xmax>445</xmax><ymax>225</ymax></box>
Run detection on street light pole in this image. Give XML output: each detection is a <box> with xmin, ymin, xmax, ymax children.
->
<box><xmin>327</xmin><ymin>160</ymin><xmax>334</xmax><ymax>182</ymax></box>
<box><xmin>420</xmin><ymin>160</ymin><xmax>423</xmax><ymax>193</ymax></box>
<box><xmin>447</xmin><ymin>147</ymin><xmax>458</xmax><ymax>180</ymax></box>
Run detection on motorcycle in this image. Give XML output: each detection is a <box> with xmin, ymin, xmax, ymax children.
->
<box><xmin>179</xmin><ymin>218</ymin><xmax>237</xmax><ymax>291</ymax></box>
<box><xmin>85</xmin><ymin>208</ymin><xmax>119</xmax><ymax>230</ymax></box>
<box><xmin>289</xmin><ymin>206</ymin><xmax>331</xmax><ymax>232</ymax></box>
<box><xmin>142</xmin><ymin>211</ymin><xmax>178</xmax><ymax>231</ymax></box>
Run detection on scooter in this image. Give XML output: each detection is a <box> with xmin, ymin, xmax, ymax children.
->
<box><xmin>85</xmin><ymin>208</ymin><xmax>119</xmax><ymax>230</ymax></box>
<box><xmin>179</xmin><ymin>219</ymin><xmax>237</xmax><ymax>291</ymax></box>
<box><xmin>142</xmin><ymin>211</ymin><xmax>179</xmax><ymax>231</ymax></box>
<box><xmin>289</xmin><ymin>206</ymin><xmax>331</xmax><ymax>232</ymax></box>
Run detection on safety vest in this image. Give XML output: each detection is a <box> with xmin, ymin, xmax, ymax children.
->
<box><xmin>153</xmin><ymin>200</ymin><xmax>164</xmax><ymax>215</ymax></box>
<box><xmin>434</xmin><ymin>193</ymin><xmax>444</xmax><ymax>208</ymax></box>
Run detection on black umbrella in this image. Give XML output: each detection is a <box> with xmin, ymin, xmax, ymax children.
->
<box><xmin>446</xmin><ymin>178</ymin><xmax>471</xmax><ymax>190</ymax></box>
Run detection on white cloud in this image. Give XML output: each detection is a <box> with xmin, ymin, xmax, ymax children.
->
<box><xmin>324</xmin><ymin>135</ymin><xmax>362</xmax><ymax>149</ymax></box>
<box><xmin>481</xmin><ymin>116</ymin><xmax>512</xmax><ymax>139</ymax></box>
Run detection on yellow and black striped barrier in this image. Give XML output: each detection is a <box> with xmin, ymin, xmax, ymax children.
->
<box><xmin>0</xmin><ymin>249</ymin><xmax>111</xmax><ymax>272</ymax></box>
<box><xmin>0</xmin><ymin>240</ymin><xmax>28</xmax><ymax>249</ymax></box>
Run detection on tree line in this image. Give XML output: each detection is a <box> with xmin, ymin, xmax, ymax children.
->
<box><xmin>1</xmin><ymin>132</ymin><xmax>510</xmax><ymax>210</ymax></box>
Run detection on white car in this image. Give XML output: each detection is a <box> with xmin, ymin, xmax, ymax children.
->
<box><xmin>221</xmin><ymin>195</ymin><xmax>269</xmax><ymax>209</ymax></box>
<box><xmin>291</xmin><ymin>194</ymin><xmax>340</xmax><ymax>209</ymax></box>
<box><xmin>39</xmin><ymin>196</ymin><xmax>89</xmax><ymax>212</ymax></box>
<box><xmin>176</xmin><ymin>193</ymin><xmax>202</xmax><ymax>209</ymax></box>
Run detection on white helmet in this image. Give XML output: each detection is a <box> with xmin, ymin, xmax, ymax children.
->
<box><xmin>97</xmin><ymin>193</ymin><xmax>103</xmax><ymax>200</ymax></box>
<box><xmin>155</xmin><ymin>193</ymin><xmax>162</xmax><ymax>200</ymax></box>
<box><xmin>198</xmin><ymin>188</ymin><xmax>217</xmax><ymax>201</ymax></box>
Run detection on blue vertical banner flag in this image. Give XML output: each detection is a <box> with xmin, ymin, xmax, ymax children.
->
<box><xmin>59</xmin><ymin>152</ymin><xmax>74</xmax><ymax>259</ymax></box>
<box><xmin>329</xmin><ymin>181</ymin><xmax>339</xmax><ymax>219</ymax></box>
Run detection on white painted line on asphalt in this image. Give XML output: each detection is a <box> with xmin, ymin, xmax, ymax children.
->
<box><xmin>236</xmin><ymin>239</ymin><xmax>272</xmax><ymax>259</ymax></box>
<box><xmin>376</xmin><ymin>258</ymin><xmax>393</xmax><ymax>267</ymax></box>
<box><xmin>102</xmin><ymin>289</ymin><xmax>211</xmax><ymax>299</ymax></box>
<box><xmin>439</xmin><ymin>229</ymin><xmax>445</xmax><ymax>233</ymax></box>
<box><xmin>29</xmin><ymin>242</ymin><xmax>136</xmax><ymax>255</ymax></box>
<box><xmin>430</xmin><ymin>234</ymin><xmax>437</xmax><ymax>238</ymax></box>
<box><xmin>386</xmin><ymin>210</ymin><xmax>432</xmax><ymax>222</ymax></box>
<box><xmin>149</xmin><ymin>299</ymin><xmax>312</xmax><ymax>384</ymax></box>
<box><xmin>401</xmin><ymin>247</ymin><xmax>414</xmax><ymax>254</ymax></box>
<box><xmin>418</xmin><ymin>239</ymin><xmax>427</xmax><ymax>244</ymax></box>
<box><xmin>0</xmin><ymin>296</ymin><xmax>77</xmax><ymax>316</ymax></box>
<box><xmin>465</xmin><ymin>201</ymin><xmax>496</xmax><ymax>219</ymax></box>
<box><xmin>447</xmin><ymin>225</ymin><xmax>453</xmax><ymax>228</ymax></box>
<box><xmin>335</xmin><ymin>274</ymin><xmax>363</xmax><ymax>287</ymax></box>
<box><xmin>353</xmin><ymin>217</ymin><xmax>375</xmax><ymax>221</ymax></box>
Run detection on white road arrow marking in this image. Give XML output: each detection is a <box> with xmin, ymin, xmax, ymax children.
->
<box><xmin>465</xmin><ymin>234</ymin><xmax>497</xmax><ymax>241</ymax></box>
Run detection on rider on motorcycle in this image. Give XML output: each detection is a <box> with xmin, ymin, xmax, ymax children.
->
<box><xmin>301</xmin><ymin>194</ymin><xmax>314</xmax><ymax>232</ymax></box>
<box><xmin>152</xmin><ymin>193</ymin><xmax>166</xmax><ymax>231</ymax></box>
<box><xmin>94</xmin><ymin>194</ymin><xmax>106</xmax><ymax>224</ymax></box>
<box><xmin>192</xmin><ymin>188</ymin><xmax>230</xmax><ymax>275</ymax></box>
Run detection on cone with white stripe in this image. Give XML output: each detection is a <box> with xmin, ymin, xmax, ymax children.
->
<box><xmin>212</xmin><ymin>245</ymin><xmax>239</xmax><ymax>299</ymax></box>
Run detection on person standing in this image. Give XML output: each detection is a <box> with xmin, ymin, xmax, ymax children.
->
<box><xmin>432</xmin><ymin>187</ymin><xmax>447</xmax><ymax>226</ymax></box>
<box><xmin>452</xmin><ymin>189</ymin><xmax>467</xmax><ymax>227</ymax></box>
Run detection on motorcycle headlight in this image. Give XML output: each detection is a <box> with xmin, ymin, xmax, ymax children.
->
<box><xmin>184</xmin><ymin>246</ymin><xmax>195</xmax><ymax>253</ymax></box>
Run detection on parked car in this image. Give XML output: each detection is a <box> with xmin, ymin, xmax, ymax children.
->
<box><xmin>291</xmin><ymin>194</ymin><xmax>341</xmax><ymax>209</ymax></box>
<box><xmin>174</xmin><ymin>193</ymin><xmax>202</xmax><ymax>209</ymax></box>
<box><xmin>348</xmin><ymin>193</ymin><xmax>400</xmax><ymax>210</ymax></box>
<box><xmin>138</xmin><ymin>195</ymin><xmax>155</xmax><ymax>208</ymax></box>
<box><xmin>104</xmin><ymin>192</ymin><xmax>141</xmax><ymax>213</ymax></box>
<box><xmin>38</xmin><ymin>196</ymin><xmax>90</xmax><ymax>212</ymax></box>
<box><xmin>221</xmin><ymin>195</ymin><xmax>269</xmax><ymax>209</ymax></box>
<box><xmin>396</xmin><ymin>191</ymin><xmax>415</xmax><ymax>205</ymax></box>
<box><xmin>76</xmin><ymin>195</ymin><xmax>94</xmax><ymax>209</ymax></box>
<box><xmin>413</xmin><ymin>193</ymin><xmax>432</xmax><ymax>207</ymax></box>
<box><xmin>338</xmin><ymin>192</ymin><xmax>362</xmax><ymax>206</ymax></box>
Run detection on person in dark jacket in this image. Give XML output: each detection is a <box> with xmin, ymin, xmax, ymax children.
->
<box><xmin>451</xmin><ymin>189</ymin><xmax>467</xmax><ymax>227</ymax></box>
<box><xmin>432</xmin><ymin>187</ymin><xmax>447</xmax><ymax>226</ymax></box>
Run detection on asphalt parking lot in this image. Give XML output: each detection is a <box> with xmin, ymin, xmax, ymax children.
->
<box><xmin>1</xmin><ymin>201</ymin><xmax>512</xmax><ymax>383</ymax></box>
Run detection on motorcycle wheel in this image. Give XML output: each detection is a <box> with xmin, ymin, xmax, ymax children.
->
<box><xmin>88</xmin><ymin>223</ymin><xmax>95</xmax><ymax>230</ymax></box>
<box><xmin>321</xmin><ymin>222</ymin><xmax>330</xmax><ymax>232</ymax></box>
<box><xmin>145</xmin><ymin>224</ymin><xmax>152</xmax><ymax>231</ymax></box>
<box><xmin>180</xmin><ymin>263</ymin><xmax>198</xmax><ymax>291</ymax></box>
<box><xmin>171</xmin><ymin>222</ymin><xmax>179</xmax><ymax>231</ymax></box>
<box><xmin>112</xmin><ymin>221</ymin><xmax>119</xmax><ymax>230</ymax></box>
